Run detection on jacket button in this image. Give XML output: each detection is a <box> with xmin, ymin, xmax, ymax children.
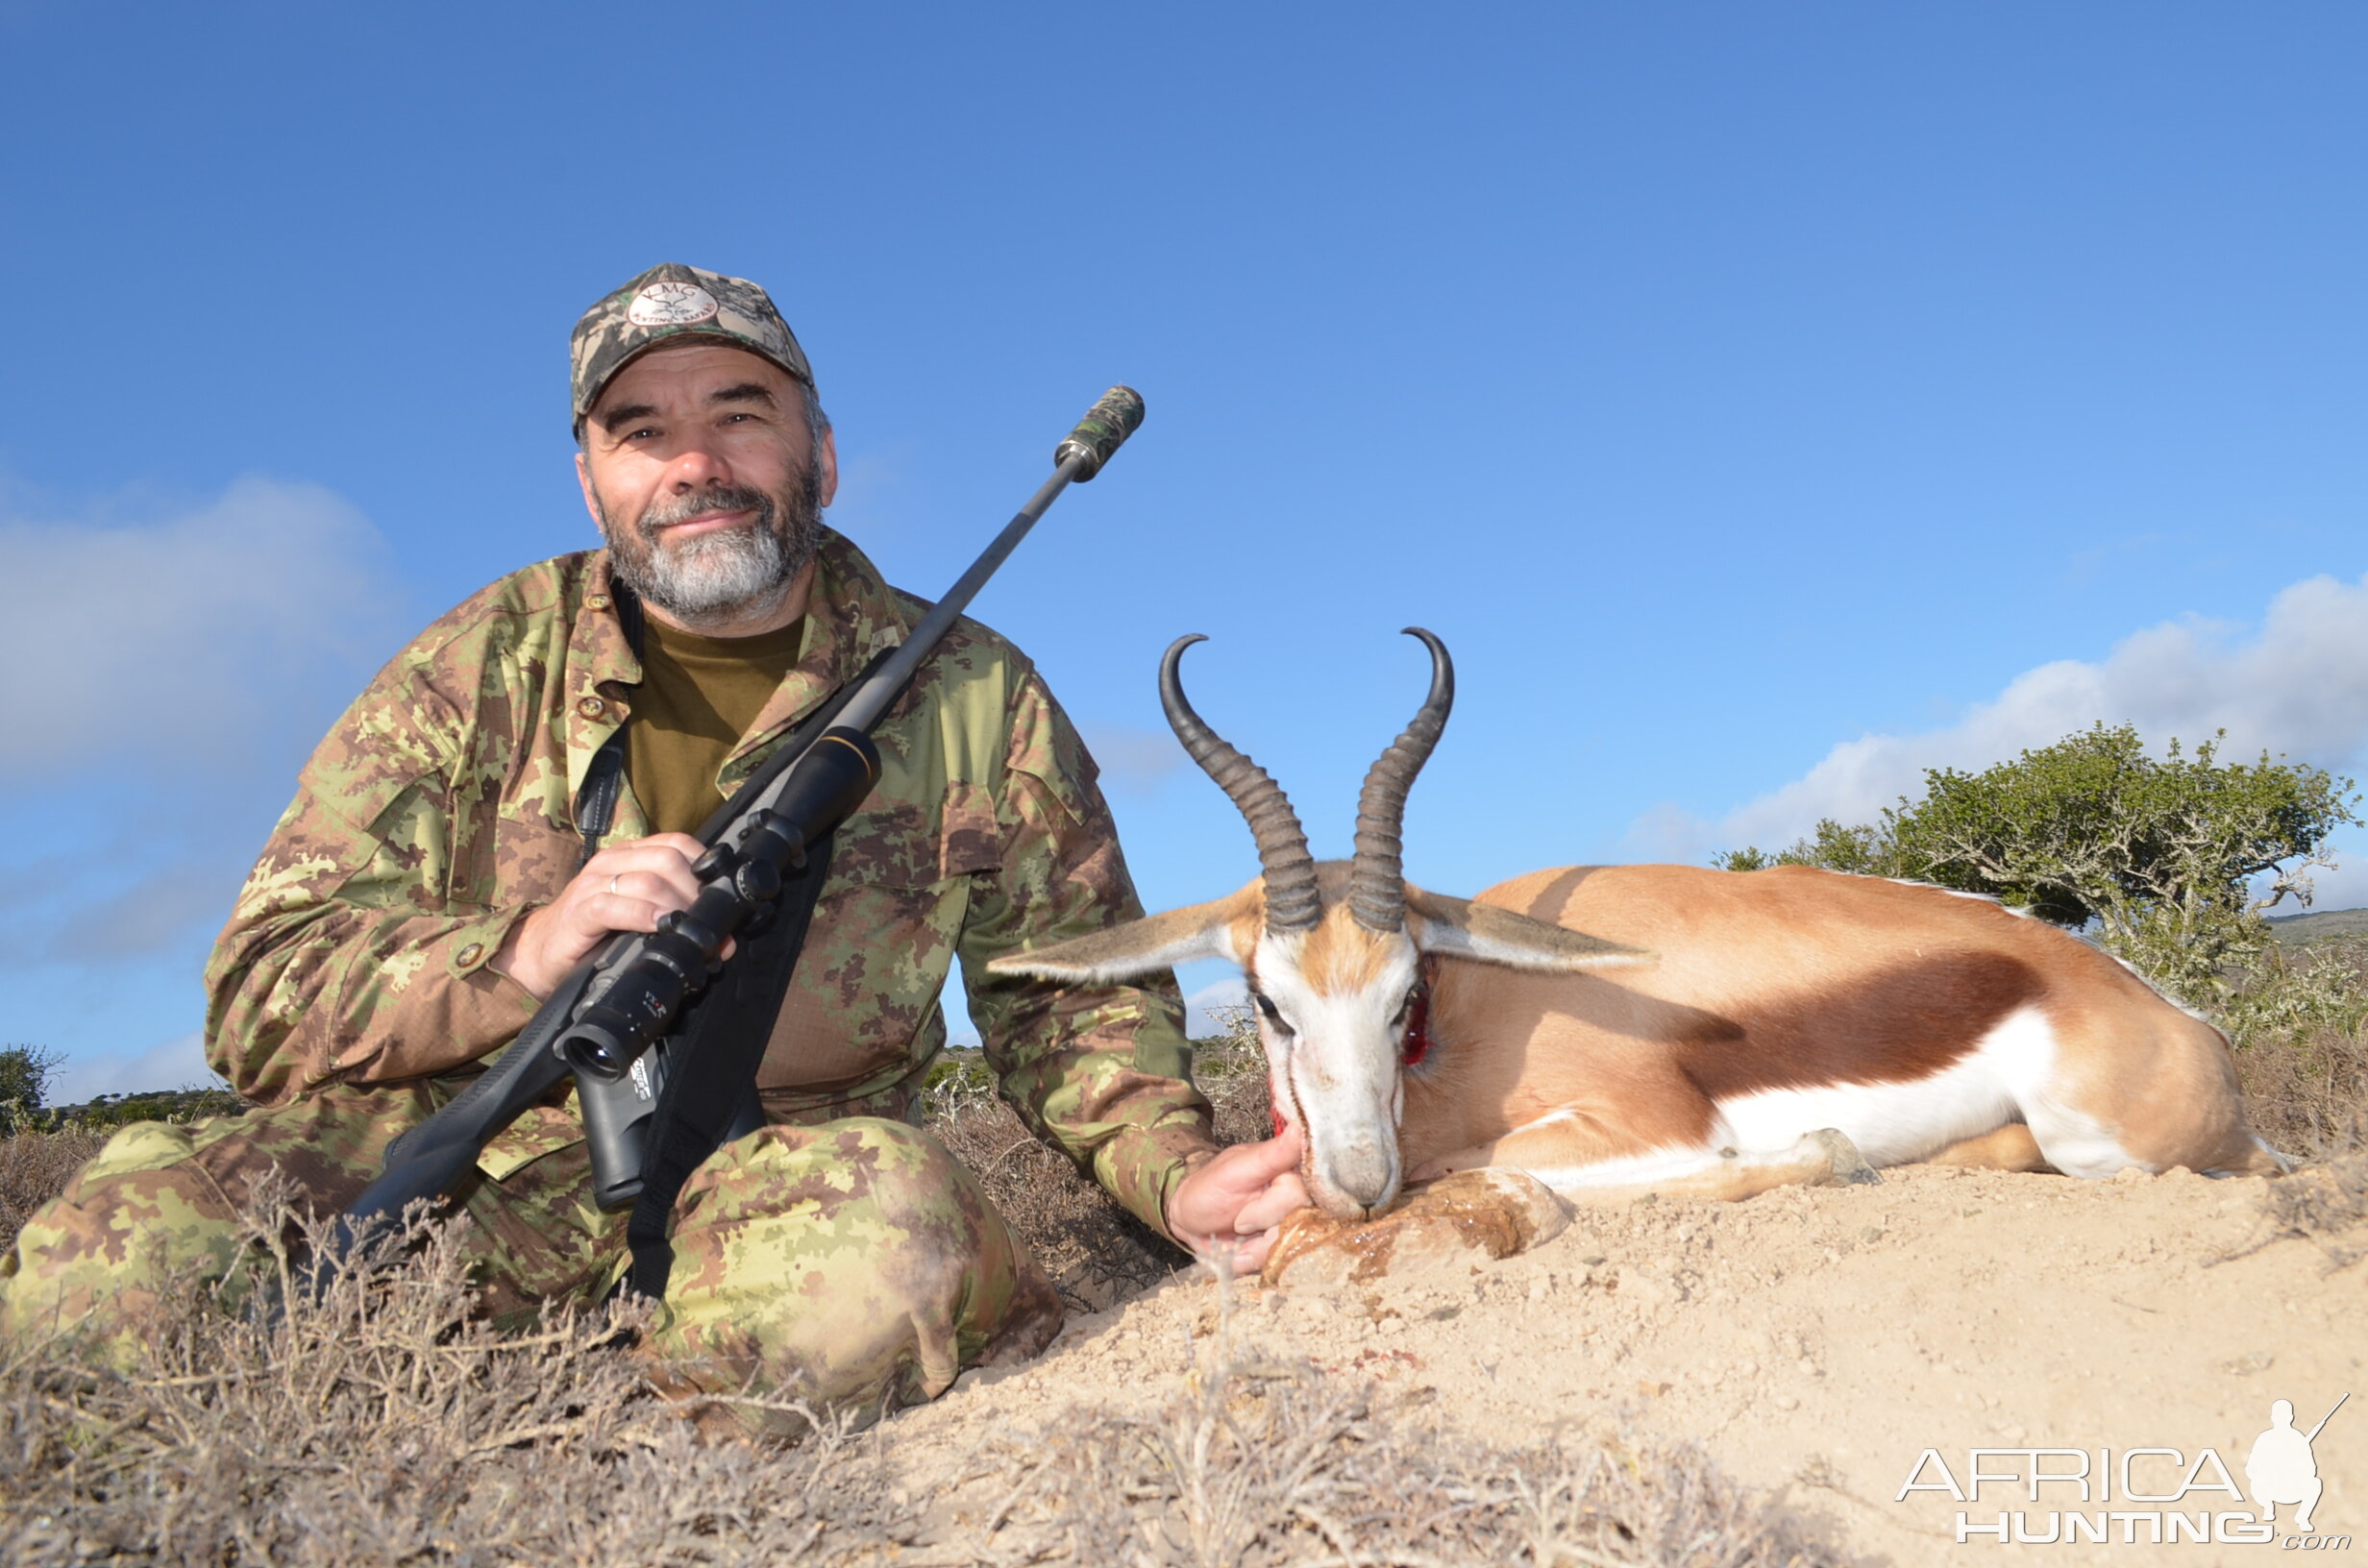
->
<box><xmin>577</xmin><ymin>695</ymin><xmax>606</xmax><ymax>720</ymax></box>
<box><xmin>456</xmin><ymin>943</ymin><xmax>484</xmax><ymax>967</ymax></box>
<box><xmin>586</xmin><ymin>594</ymin><xmax>611</xmax><ymax>610</ymax></box>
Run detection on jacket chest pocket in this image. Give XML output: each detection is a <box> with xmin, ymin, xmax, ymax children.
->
<box><xmin>756</xmin><ymin>782</ymin><xmax>1002</xmax><ymax>1095</ymax></box>
<box><xmin>489</xmin><ymin>804</ymin><xmax>590</xmax><ymax>907</ymax></box>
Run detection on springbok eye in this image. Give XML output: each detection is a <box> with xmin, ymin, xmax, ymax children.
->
<box><xmin>1252</xmin><ymin>992</ymin><xmax>1295</xmax><ymax>1038</ymax></box>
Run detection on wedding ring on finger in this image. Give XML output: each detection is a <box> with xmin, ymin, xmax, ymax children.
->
<box><xmin>607</xmin><ymin>873</ymin><xmax>620</xmax><ymax>896</ymax></box>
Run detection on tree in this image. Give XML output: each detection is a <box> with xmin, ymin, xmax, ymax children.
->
<box><xmin>0</xmin><ymin>1042</ymin><xmax>63</xmax><ymax>1132</ymax></box>
<box><xmin>1716</xmin><ymin>724</ymin><xmax>2360</xmax><ymax>1006</ymax></box>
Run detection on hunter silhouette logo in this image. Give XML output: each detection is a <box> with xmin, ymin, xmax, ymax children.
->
<box><xmin>1895</xmin><ymin>1391</ymin><xmax>2351</xmax><ymax>1547</ymax></box>
<box><xmin>2248</xmin><ymin>1394</ymin><xmax>2345</xmax><ymax>1536</ymax></box>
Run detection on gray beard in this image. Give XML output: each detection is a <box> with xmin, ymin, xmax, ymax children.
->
<box><xmin>597</xmin><ymin>465</ymin><xmax>825</xmax><ymax>626</ymax></box>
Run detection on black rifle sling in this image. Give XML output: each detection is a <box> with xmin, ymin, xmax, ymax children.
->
<box><xmin>609</xmin><ymin>647</ymin><xmax>899</xmax><ymax>1300</ymax></box>
<box><xmin>572</xmin><ymin>582</ymin><xmax>645</xmax><ymax>862</ymax></box>
<box><xmin>623</xmin><ymin>826</ymin><xmax>836</xmax><ymax>1299</ymax></box>
<box><xmin>566</xmin><ymin>581</ymin><xmax>849</xmax><ymax>1297</ymax></box>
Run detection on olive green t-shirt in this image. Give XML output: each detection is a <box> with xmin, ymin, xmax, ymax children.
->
<box><xmin>626</xmin><ymin>615</ymin><xmax>807</xmax><ymax>836</ymax></box>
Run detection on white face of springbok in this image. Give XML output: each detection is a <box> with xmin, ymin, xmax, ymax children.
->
<box><xmin>989</xmin><ymin>630</ymin><xmax>1647</xmax><ymax>1218</ymax></box>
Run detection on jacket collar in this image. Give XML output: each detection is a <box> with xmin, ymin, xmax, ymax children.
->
<box><xmin>565</xmin><ymin>529</ymin><xmax>919</xmax><ymax>797</ymax></box>
<box><xmin>726</xmin><ymin>528</ymin><xmax>916</xmax><ymax>783</ymax></box>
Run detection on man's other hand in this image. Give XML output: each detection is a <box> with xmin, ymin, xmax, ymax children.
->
<box><xmin>1165</xmin><ymin>1125</ymin><xmax>1311</xmax><ymax>1276</ymax></box>
<box><xmin>492</xmin><ymin>832</ymin><xmax>728</xmax><ymax>998</ymax></box>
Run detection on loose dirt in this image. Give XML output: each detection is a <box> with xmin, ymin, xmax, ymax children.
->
<box><xmin>890</xmin><ymin>1163</ymin><xmax>2366</xmax><ymax>1564</ymax></box>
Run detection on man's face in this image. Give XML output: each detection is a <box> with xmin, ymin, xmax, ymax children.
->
<box><xmin>576</xmin><ymin>342</ymin><xmax>838</xmax><ymax>627</ymax></box>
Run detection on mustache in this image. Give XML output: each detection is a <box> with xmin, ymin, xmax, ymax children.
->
<box><xmin>637</xmin><ymin>483</ymin><xmax>774</xmax><ymax>535</ymax></box>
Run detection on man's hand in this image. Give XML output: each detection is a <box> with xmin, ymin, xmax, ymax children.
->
<box><xmin>1165</xmin><ymin>1125</ymin><xmax>1311</xmax><ymax>1276</ymax></box>
<box><xmin>492</xmin><ymin>832</ymin><xmax>726</xmax><ymax>998</ymax></box>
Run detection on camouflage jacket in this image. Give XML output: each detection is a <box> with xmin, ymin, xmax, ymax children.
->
<box><xmin>204</xmin><ymin>531</ymin><xmax>1216</xmax><ymax>1237</ymax></box>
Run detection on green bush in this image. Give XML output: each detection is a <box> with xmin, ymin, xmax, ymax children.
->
<box><xmin>0</xmin><ymin>1041</ymin><xmax>247</xmax><ymax>1137</ymax></box>
<box><xmin>0</xmin><ymin>1044</ymin><xmax>64</xmax><ymax>1136</ymax></box>
<box><xmin>1718</xmin><ymin>723</ymin><xmax>2361</xmax><ymax>1009</ymax></box>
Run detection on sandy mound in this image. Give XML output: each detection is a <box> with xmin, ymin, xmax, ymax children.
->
<box><xmin>891</xmin><ymin>1161</ymin><xmax>2366</xmax><ymax>1564</ymax></box>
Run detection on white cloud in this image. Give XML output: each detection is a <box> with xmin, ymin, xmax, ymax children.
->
<box><xmin>1186</xmin><ymin>976</ymin><xmax>1250</xmax><ymax>1038</ymax></box>
<box><xmin>51</xmin><ymin>1030</ymin><xmax>222</xmax><ymax>1104</ymax></box>
<box><xmin>1714</xmin><ymin>573</ymin><xmax>2368</xmax><ymax>853</ymax></box>
<box><xmin>0</xmin><ymin>475</ymin><xmax>404</xmax><ymax>783</ymax></box>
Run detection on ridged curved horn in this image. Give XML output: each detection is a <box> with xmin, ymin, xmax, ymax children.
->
<box><xmin>1347</xmin><ymin>627</ymin><xmax>1455</xmax><ymax>934</ymax></box>
<box><xmin>1159</xmin><ymin>635</ymin><xmax>1322</xmax><ymax>934</ymax></box>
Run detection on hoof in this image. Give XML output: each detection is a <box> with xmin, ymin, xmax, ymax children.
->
<box><xmin>1267</xmin><ymin>1168</ymin><xmax>1571</xmax><ymax>1291</ymax></box>
<box><xmin>1810</xmin><ymin>1128</ymin><xmax>1882</xmax><ymax>1187</ymax></box>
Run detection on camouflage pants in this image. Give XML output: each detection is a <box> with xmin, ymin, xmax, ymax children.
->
<box><xmin>0</xmin><ymin>1085</ymin><xmax>1063</xmax><ymax>1433</ymax></box>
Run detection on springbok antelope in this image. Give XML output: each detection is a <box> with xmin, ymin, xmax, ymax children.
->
<box><xmin>992</xmin><ymin>630</ymin><xmax>2282</xmax><ymax>1221</ymax></box>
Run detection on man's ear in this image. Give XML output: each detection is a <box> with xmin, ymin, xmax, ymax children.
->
<box><xmin>816</xmin><ymin>426</ymin><xmax>839</xmax><ymax>509</ymax></box>
<box><xmin>575</xmin><ymin>451</ymin><xmax>606</xmax><ymax>535</ymax></box>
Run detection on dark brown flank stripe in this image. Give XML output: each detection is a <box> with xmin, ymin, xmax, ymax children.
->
<box><xmin>1677</xmin><ymin>952</ymin><xmax>2044</xmax><ymax>1098</ymax></box>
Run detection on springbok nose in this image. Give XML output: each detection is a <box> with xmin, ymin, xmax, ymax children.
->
<box><xmin>1321</xmin><ymin>1137</ymin><xmax>1398</xmax><ymax>1213</ymax></box>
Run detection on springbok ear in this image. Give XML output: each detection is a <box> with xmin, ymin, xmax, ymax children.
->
<box><xmin>986</xmin><ymin>894</ymin><xmax>1253</xmax><ymax>985</ymax></box>
<box><xmin>1405</xmin><ymin>887</ymin><xmax>1653</xmax><ymax>971</ymax></box>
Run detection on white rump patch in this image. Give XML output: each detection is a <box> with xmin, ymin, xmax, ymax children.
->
<box><xmin>1706</xmin><ymin>1005</ymin><xmax>2140</xmax><ymax>1178</ymax></box>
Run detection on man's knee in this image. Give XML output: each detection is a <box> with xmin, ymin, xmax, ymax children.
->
<box><xmin>0</xmin><ymin>1089</ymin><xmax>428</xmax><ymax>1345</ymax></box>
<box><xmin>0</xmin><ymin>1118</ymin><xmax>244</xmax><ymax>1343</ymax></box>
<box><xmin>654</xmin><ymin>1115</ymin><xmax>1062</xmax><ymax>1428</ymax></box>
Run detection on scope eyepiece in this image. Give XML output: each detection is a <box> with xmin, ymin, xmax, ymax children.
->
<box><xmin>561</xmin><ymin>1016</ymin><xmax>634</xmax><ymax>1078</ymax></box>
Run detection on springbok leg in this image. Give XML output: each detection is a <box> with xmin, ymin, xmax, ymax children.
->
<box><xmin>1923</xmin><ymin>1122</ymin><xmax>2054</xmax><ymax>1171</ymax></box>
<box><xmin>1420</xmin><ymin>1121</ymin><xmax>1879</xmax><ymax>1205</ymax></box>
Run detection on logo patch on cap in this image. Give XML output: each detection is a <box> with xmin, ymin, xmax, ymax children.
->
<box><xmin>628</xmin><ymin>281</ymin><xmax>720</xmax><ymax>328</ymax></box>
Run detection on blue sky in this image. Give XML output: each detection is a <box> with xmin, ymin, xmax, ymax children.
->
<box><xmin>4</xmin><ymin>2</ymin><xmax>2364</xmax><ymax>1094</ymax></box>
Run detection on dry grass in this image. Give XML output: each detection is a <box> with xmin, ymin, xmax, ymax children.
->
<box><xmin>0</xmin><ymin>1124</ymin><xmax>106</xmax><ymax>1254</ymax></box>
<box><xmin>2257</xmin><ymin>1152</ymin><xmax>2368</xmax><ymax>1269</ymax></box>
<box><xmin>2233</xmin><ymin>1032</ymin><xmax>2368</xmax><ymax>1161</ymax></box>
<box><xmin>928</xmin><ymin>1090</ymin><xmax>1178</xmax><ymax>1311</ymax></box>
<box><xmin>0</xmin><ymin>1026</ymin><xmax>1831</xmax><ymax>1566</ymax></box>
<box><xmin>0</xmin><ymin>1174</ymin><xmax>909</xmax><ymax>1566</ymax></box>
<box><xmin>922</xmin><ymin>1023</ymin><xmax>1274</xmax><ymax>1311</ymax></box>
<box><xmin>2226</xmin><ymin>934</ymin><xmax>2368</xmax><ymax>1160</ymax></box>
<box><xmin>958</xmin><ymin>1275</ymin><xmax>1846</xmax><ymax>1567</ymax></box>
<box><xmin>0</xmin><ymin>1175</ymin><xmax>1832</xmax><ymax>1568</ymax></box>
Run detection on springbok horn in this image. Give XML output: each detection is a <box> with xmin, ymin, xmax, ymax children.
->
<box><xmin>1158</xmin><ymin>635</ymin><xmax>1323</xmax><ymax>934</ymax></box>
<box><xmin>1347</xmin><ymin>627</ymin><xmax>1455</xmax><ymax>934</ymax></box>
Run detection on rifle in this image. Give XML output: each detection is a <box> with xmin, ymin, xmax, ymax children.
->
<box><xmin>339</xmin><ymin>387</ymin><xmax>1145</xmax><ymax>1255</ymax></box>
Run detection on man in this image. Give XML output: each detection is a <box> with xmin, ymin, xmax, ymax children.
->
<box><xmin>0</xmin><ymin>262</ymin><xmax>1307</xmax><ymax>1429</ymax></box>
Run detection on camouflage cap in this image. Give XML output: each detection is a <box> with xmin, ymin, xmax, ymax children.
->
<box><xmin>570</xmin><ymin>262</ymin><xmax>814</xmax><ymax>435</ymax></box>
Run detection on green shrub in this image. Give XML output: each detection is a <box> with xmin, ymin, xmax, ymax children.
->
<box><xmin>1719</xmin><ymin>723</ymin><xmax>2361</xmax><ymax>1009</ymax></box>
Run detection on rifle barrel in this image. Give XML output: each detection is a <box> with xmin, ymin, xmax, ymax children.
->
<box><xmin>835</xmin><ymin>459</ymin><xmax>1082</xmax><ymax>733</ymax></box>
